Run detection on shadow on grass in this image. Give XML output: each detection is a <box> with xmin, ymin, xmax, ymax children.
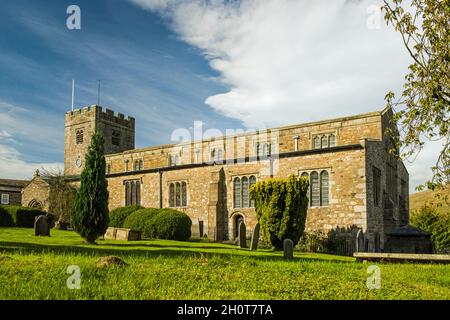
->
<box><xmin>0</xmin><ymin>240</ymin><xmax>353</xmax><ymax>264</ymax></box>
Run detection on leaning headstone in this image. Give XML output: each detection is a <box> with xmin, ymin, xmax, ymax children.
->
<box><xmin>34</xmin><ymin>215</ymin><xmax>50</xmax><ymax>236</ymax></box>
<box><xmin>283</xmin><ymin>238</ymin><xmax>294</xmax><ymax>260</ymax></box>
<box><xmin>250</xmin><ymin>223</ymin><xmax>260</xmax><ymax>251</ymax></box>
<box><xmin>238</xmin><ymin>222</ymin><xmax>247</xmax><ymax>248</ymax></box>
<box><xmin>356</xmin><ymin>229</ymin><xmax>365</xmax><ymax>252</ymax></box>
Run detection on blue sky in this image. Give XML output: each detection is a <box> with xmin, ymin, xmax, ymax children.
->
<box><xmin>0</xmin><ymin>0</ymin><xmax>441</xmax><ymax>191</ymax></box>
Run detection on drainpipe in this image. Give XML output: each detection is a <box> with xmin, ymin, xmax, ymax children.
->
<box><xmin>159</xmin><ymin>170</ymin><xmax>163</xmax><ymax>209</ymax></box>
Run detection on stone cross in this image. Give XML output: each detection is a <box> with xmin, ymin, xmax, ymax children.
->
<box><xmin>250</xmin><ymin>223</ymin><xmax>260</xmax><ymax>251</ymax></box>
<box><xmin>238</xmin><ymin>221</ymin><xmax>247</xmax><ymax>248</ymax></box>
<box><xmin>34</xmin><ymin>215</ymin><xmax>50</xmax><ymax>236</ymax></box>
<box><xmin>283</xmin><ymin>238</ymin><xmax>294</xmax><ymax>260</ymax></box>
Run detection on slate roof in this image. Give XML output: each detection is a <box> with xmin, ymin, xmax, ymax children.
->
<box><xmin>0</xmin><ymin>179</ymin><xmax>30</xmax><ymax>188</ymax></box>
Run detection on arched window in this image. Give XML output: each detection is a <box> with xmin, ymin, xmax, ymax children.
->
<box><xmin>233</xmin><ymin>177</ymin><xmax>241</xmax><ymax>208</ymax></box>
<box><xmin>175</xmin><ymin>182</ymin><xmax>181</xmax><ymax>207</ymax></box>
<box><xmin>182</xmin><ymin>182</ymin><xmax>187</xmax><ymax>207</ymax></box>
<box><xmin>310</xmin><ymin>171</ymin><xmax>320</xmax><ymax>206</ymax></box>
<box><xmin>125</xmin><ymin>180</ymin><xmax>141</xmax><ymax>206</ymax></box>
<box><xmin>321</xmin><ymin>135</ymin><xmax>328</xmax><ymax>148</ymax></box>
<box><xmin>249</xmin><ymin>176</ymin><xmax>257</xmax><ymax>207</ymax></box>
<box><xmin>300</xmin><ymin>172</ymin><xmax>310</xmax><ymax>205</ymax></box>
<box><xmin>169</xmin><ymin>183</ymin><xmax>175</xmax><ymax>207</ymax></box>
<box><xmin>242</xmin><ymin>177</ymin><xmax>249</xmax><ymax>208</ymax></box>
<box><xmin>133</xmin><ymin>160</ymin><xmax>143</xmax><ymax>171</ymax></box>
<box><xmin>320</xmin><ymin>171</ymin><xmax>329</xmax><ymax>206</ymax></box>
<box><xmin>329</xmin><ymin>134</ymin><xmax>336</xmax><ymax>147</ymax></box>
<box><xmin>313</xmin><ymin>136</ymin><xmax>321</xmax><ymax>149</ymax></box>
<box><xmin>106</xmin><ymin>164</ymin><xmax>111</xmax><ymax>174</ymax></box>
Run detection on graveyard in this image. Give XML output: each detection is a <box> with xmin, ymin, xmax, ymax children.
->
<box><xmin>0</xmin><ymin>227</ymin><xmax>449</xmax><ymax>300</ymax></box>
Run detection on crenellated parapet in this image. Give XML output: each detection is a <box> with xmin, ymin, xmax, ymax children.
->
<box><xmin>66</xmin><ymin>105</ymin><xmax>135</xmax><ymax>129</ymax></box>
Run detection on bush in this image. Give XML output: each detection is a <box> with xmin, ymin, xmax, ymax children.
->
<box><xmin>0</xmin><ymin>205</ymin><xmax>46</xmax><ymax>228</ymax></box>
<box><xmin>250</xmin><ymin>174</ymin><xmax>309</xmax><ymax>249</ymax></box>
<box><xmin>297</xmin><ymin>231</ymin><xmax>328</xmax><ymax>253</ymax></box>
<box><xmin>149</xmin><ymin>209</ymin><xmax>192</xmax><ymax>241</ymax></box>
<box><xmin>109</xmin><ymin>205</ymin><xmax>143</xmax><ymax>228</ymax></box>
<box><xmin>123</xmin><ymin>208</ymin><xmax>160</xmax><ymax>234</ymax></box>
<box><xmin>123</xmin><ymin>208</ymin><xmax>192</xmax><ymax>241</ymax></box>
<box><xmin>0</xmin><ymin>206</ymin><xmax>14</xmax><ymax>227</ymax></box>
<box><xmin>411</xmin><ymin>204</ymin><xmax>450</xmax><ymax>252</ymax></box>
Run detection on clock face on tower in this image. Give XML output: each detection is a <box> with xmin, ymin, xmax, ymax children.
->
<box><xmin>75</xmin><ymin>158</ymin><xmax>82</xmax><ymax>168</ymax></box>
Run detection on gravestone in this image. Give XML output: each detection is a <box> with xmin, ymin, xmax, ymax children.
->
<box><xmin>283</xmin><ymin>238</ymin><xmax>294</xmax><ymax>260</ymax></box>
<box><xmin>250</xmin><ymin>223</ymin><xmax>260</xmax><ymax>251</ymax></box>
<box><xmin>34</xmin><ymin>215</ymin><xmax>50</xmax><ymax>236</ymax></box>
<box><xmin>238</xmin><ymin>222</ymin><xmax>247</xmax><ymax>248</ymax></box>
<box><xmin>356</xmin><ymin>229</ymin><xmax>365</xmax><ymax>252</ymax></box>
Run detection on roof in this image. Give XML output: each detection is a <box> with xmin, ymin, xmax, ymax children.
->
<box><xmin>386</xmin><ymin>225</ymin><xmax>432</xmax><ymax>237</ymax></box>
<box><xmin>0</xmin><ymin>179</ymin><xmax>30</xmax><ymax>188</ymax></box>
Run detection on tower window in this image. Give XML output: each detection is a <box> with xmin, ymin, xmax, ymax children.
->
<box><xmin>75</xmin><ymin>129</ymin><xmax>84</xmax><ymax>144</ymax></box>
<box><xmin>112</xmin><ymin>130</ymin><xmax>121</xmax><ymax>146</ymax></box>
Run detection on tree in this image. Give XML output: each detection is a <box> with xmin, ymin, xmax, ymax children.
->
<box><xmin>382</xmin><ymin>0</ymin><xmax>449</xmax><ymax>193</ymax></box>
<box><xmin>249</xmin><ymin>175</ymin><xmax>309</xmax><ymax>249</ymax></box>
<box><xmin>40</xmin><ymin>169</ymin><xmax>77</xmax><ymax>229</ymax></box>
<box><xmin>71</xmin><ymin>131</ymin><xmax>109</xmax><ymax>244</ymax></box>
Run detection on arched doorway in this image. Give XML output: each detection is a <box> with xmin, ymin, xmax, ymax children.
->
<box><xmin>232</xmin><ymin>214</ymin><xmax>244</xmax><ymax>240</ymax></box>
<box><xmin>28</xmin><ymin>199</ymin><xmax>43</xmax><ymax>210</ymax></box>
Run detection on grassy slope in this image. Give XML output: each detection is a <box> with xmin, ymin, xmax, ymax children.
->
<box><xmin>0</xmin><ymin>228</ymin><xmax>449</xmax><ymax>300</ymax></box>
<box><xmin>410</xmin><ymin>187</ymin><xmax>450</xmax><ymax>215</ymax></box>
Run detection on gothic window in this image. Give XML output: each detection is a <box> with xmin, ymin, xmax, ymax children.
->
<box><xmin>320</xmin><ymin>171</ymin><xmax>329</xmax><ymax>206</ymax></box>
<box><xmin>169</xmin><ymin>183</ymin><xmax>175</xmax><ymax>207</ymax></box>
<box><xmin>106</xmin><ymin>164</ymin><xmax>111</xmax><ymax>174</ymax></box>
<box><xmin>233</xmin><ymin>177</ymin><xmax>241</xmax><ymax>208</ymax></box>
<box><xmin>76</xmin><ymin>129</ymin><xmax>84</xmax><ymax>144</ymax></box>
<box><xmin>329</xmin><ymin>134</ymin><xmax>336</xmax><ymax>147</ymax></box>
<box><xmin>133</xmin><ymin>159</ymin><xmax>143</xmax><ymax>171</ymax></box>
<box><xmin>124</xmin><ymin>180</ymin><xmax>141</xmax><ymax>206</ymax></box>
<box><xmin>249</xmin><ymin>176</ymin><xmax>257</xmax><ymax>207</ymax></box>
<box><xmin>313</xmin><ymin>136</ymin><xmax>321</xmax><ymax>149</ymax></box>
<box><xmin>301</xmin><ymin>170</ymin><xmax>330</xmax><ymax>207</ymax></box>
<box><xmin>112</xmin><ymin>130</ymin><xmax>121</xmax><ymax>146</ymax></box>
<box><xmin>310</xmin><ymin>171</ymin><xmax>320</xmax><ymax>206</ymax></box>
<box><xmin>170</xmin><ymin>154</ymin><xmax>180</xmax><ymax>166</ymax></box>
<box><xmin>175</xmin><ymin>182</ymin><xmax>181</xmax><ymax>207</ymax></box>
<box><xmin>257</xmin><ymin>143</ymin><xmax>271</xmax><ymax>158</ymax></box>
<box><xmin>233</xmin><ymin>175</ymin><xmax>257</xmax><ymax>208</ymax></box>
<box><xmin>242</xmin><ymin>177</ymin><xmax>249</xmax><ymax>208</ymax></box>
<box><xmin>373</xmin><ymin>167</ymin><xmax>381</xmax><ymax>206</ymax></box>
<box><xmin>321</xmin><ymin>135</ymin><xmax>328</xmax><ymax>148</ymax></box>
<box><xmin>169</xmin><ymin>181</ymin><xmax>187</xmax><ymax>208</ymax></box>
<box><xmin>124</xmin><ymin>159</ymin><xmax>129</xmax><ymax>172</ymax></box>
<box><xmin>211</xmin><ymin>148</ymin><xmax>224</xmax><ymax>162</ymax></box>
<box><xmin>313</xmin><ymin>133</ymin><xmax>337</xmax><ymax>149</ymax></box>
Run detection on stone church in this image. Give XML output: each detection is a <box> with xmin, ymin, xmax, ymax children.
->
<box><xmin>50</xmin><ymin>104</ymin><xmax>410</xmax><ymax>252</ymax></box>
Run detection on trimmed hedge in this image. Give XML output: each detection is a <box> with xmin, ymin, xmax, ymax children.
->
<box><xmin>109</xmin><ymin>205</ymin><xmax>144</xmax><ymax>228</ymax></box>
<box><xmin>0</xmin><ymin>205</ymin><xmax>47</xmax><ymax>228</ymax></box>
<box><xmin>0</xmin><ymin>206</ymin><xmax>14</xmax><ymax>227</ymax></box>
<box><xmin>148</xmin><ymin>209</ymin><xmax>192</xmax><ymax>241</ymax></box>
<box><xmin>123</xmin><ymin>208</ymin><xmax>160</xmax><ymax>235</ymax></box>
<box><xmin>123</xmin><ymin>208</ymin><xmax>192</xmax><ymax>241</ymax></box>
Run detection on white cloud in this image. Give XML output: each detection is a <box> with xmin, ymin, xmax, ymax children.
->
<box><xmin>130</xmin><ymin>0</ymin><xmax>410</xmax><ymax>128</ymax></box>
<box><xmin>130</xmin><ymin>0</ymin><xmax>438</xmax><ymax>192</ymax></box>
<box><xmin>0</xmin><ymin>144</ymin><xmax>62</xmax><ymax>180</ymax></box>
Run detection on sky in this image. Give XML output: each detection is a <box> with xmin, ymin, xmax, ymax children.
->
<box><xmin>0</xmin><ymin>0</ymin><xmax>442</xmax><ymax>192</ymax></box>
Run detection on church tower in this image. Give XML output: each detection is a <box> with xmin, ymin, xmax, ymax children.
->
<box><xmin>64</xmin><ymin>105</ymin><xmax>135</xmax><ymax>176</ymax></box>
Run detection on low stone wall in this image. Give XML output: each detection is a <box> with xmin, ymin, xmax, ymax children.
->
<box><xmin>354</xmin><ymin>252</ymin><xmax>450</xmax><ymax>264</ymax></box>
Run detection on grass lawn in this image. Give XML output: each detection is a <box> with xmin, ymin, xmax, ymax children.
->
<box><xmin>0</xmin><ymin>228</ymin><xmax>449</xmax><ymax>300</ymax></box>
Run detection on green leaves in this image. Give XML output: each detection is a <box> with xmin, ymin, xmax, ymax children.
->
<box><xmin>71</xmin><ymin>131</ymin><xmax>109</xmax><ymax>243</ymax></box>
<box><xmin>382</xmin><ymin>0</ymin><xmax>449</xmax><ymax>189</ymax></box>
<box><xmin>250</xmin><ymin>175</ymin><xmax>309</xmax><ymax>249</ymax></box>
